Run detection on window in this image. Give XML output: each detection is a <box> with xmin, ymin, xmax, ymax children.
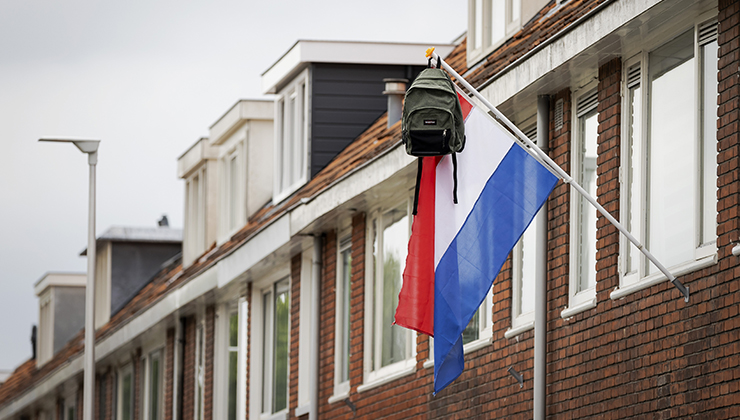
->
<box><xmin>468</xmin><ymin>0</ymin><xmax>521</xmax><ymax>65</ymax></box>
<box><xmin>184</xmin><ymin>167</ymin><xmax>206</xmax><ymax>266</ymax></box>
<box><xmin>64</xmin><ymin>393</ymin><xmax>77</xmax><ymax>420</ymax></box>
<box><xmin>261</xmin><ymin>279</ymin><xmax>290</xmax><ymax>415</ymax></box>
<box><xmin>506</xmin><ymin>126</ymin><xmax>540</xmax><ymax>336</ymax></box>
<box><xmin>333</xmin><ymin>235</ymin><xmax>352</xmax><ymax>398</ymax></box>
<box><xmin>226</xmin><ymin>309</ymin><xmax>238</xmax><ymax>420</ymax></box>
<box><xmin>565</xmin><ymin>88</ymin><xmax>599</xmax><ymax>316</ymax></box>
<box><xmin>619</xmin><ymin>20</ymin><xmax>718</xmax><ymax>295</ymax></box>
<box><xmin>364</xmin><ymin>200</ymin><xmax>415</xmax><ymax>385</ymax></box>
<box><xmin>194</xmin><ymin>321</ymin><xmax>205</xmax><ymax>420</ymax></box>
<box><xmin>117</xmin><ymin>365</ymin><xmax>134</xmax><ymax>420</ymax></box>
<box><xmin>141</xmin><ymin>350</ymin><xmax>163</xmax><ymax>420</ymax></box>
<box><xmin>37</xmin><ymin>291</ymin><xmax>53</xmax><ymax>365</ymax></box>
<box><xmin>275</xmin><ymin>71</ymin><xmax>308</xmax><ymax>200</ymax></box>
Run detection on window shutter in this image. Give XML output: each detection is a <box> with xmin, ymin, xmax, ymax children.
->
<box><xmin>699</xmin><ymin>20</ymin><xmax>718</xmax><ymax>46</ymax></box>
<box><xmin>576</xmin><ymin>91</ymin><xmax>599</xmax><ymax>118</ymax></box>
<box><xmin>554</xmin><ymin>99</ymin><xmax>564</xmax><ymax>131</ymax></box>
<box><xmin>627</xmin><ymin>65</ymin><xmax>641</xmax><ymax>89</ymax></box>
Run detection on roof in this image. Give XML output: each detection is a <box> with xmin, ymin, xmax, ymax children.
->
<box><xmin>80</xmin><ymin>226</ymin><xmax>182</xmax><ymax>256</ymax></box>
<box><xmin>261</xmin><ymin>40</ymin><xmax>456</xmax><ymax>94</ymax></box>
<box><xmin>0</xmin><ymin>0</ymin><xmax>606</xmax><ymax>406</ymax></box>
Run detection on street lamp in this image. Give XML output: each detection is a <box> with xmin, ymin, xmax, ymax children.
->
<box><xmin>39</xmin><ymin>137</ymin><xmax>99</xmax><ymax>420</ymax></box>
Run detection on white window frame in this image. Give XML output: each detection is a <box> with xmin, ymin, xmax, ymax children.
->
<box><xmin>184</xmin><ymin>165</ymin><xmax>207</xmax><ymax>266</ymax></box>
<box><xmin>505</xmin><ymin>123</ymin><xmax>539</xmax><ymax>338</ymax></box>
<box><xmin>214</xmin><ymin>302</ymin><xmax>243</xmax><ymax>420</ymax></box>
<box><xmin>361</xmin><ymin>198</ymin><xmax>416</xmax><ymax>391</ymax></box>
<box><xmin>141</xmin><ymin>349</ymin><xmax>164</xmax><ymax>420</ymax></box>
<box><xmin>614</xmin><ymin>14</ymin><xmax>719</xmax><ymax>300</ymax></box>
<box><xmin>274</xmin><ymin>69</ymin><xmax>309</xmax><ymax>203</ymax></box>
<box><xmin>563</xmin><ymin>85</ymin><xmax>599</xmax><ymax>318</ymax></box>
<box><xmin>248</xmin><ymin>266</ymin><xmax>291</xmax><ymax>420</ymax></box>
<box><xmin>38</xmin><ymin>290</ymin><xmax>53</xmax><ymax>365</ymax></box>
<box><xmin>296</xmin><ymin>249</ymin><xmax>313</xmax><ymax>415</ymax></box>
<box><xmin>63</xmin><ymin>391</ymin><xmax>77</xmax><ymax>420</ymax></box>
<box><xmin>117</xmin><ymin>364</ymin><xmax>134</xmax><ymax>420</ymax></box>
<box><xmin>467</xmin><ymin>0</ymin><xmax>522</xmax><ymax>66</ymax></box>
<box><xmin>330</xmin><ymin>226</ymin><xmax>352</xmax><ymax>402</ymax></box>
<box><xmin>423</xmin><ymin>286</ymin><xmax>494</xmax><ymax>369</ymax></box>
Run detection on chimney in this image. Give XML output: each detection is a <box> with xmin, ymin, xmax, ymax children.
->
<box><xmin>158</xmin><ymin>215</ymin><xmax>169</xmax><ymax>227</ymax></box>
<box><xmin>383</xmin><ymin>78</ymin><xmax>408</xmax><ymax>128</ymax></box>
<box><xmin>31</xmin><ymin>325</ymin><xmax>37</xmax><ymax>360</ymax></box>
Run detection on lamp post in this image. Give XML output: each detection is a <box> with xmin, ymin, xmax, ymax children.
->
<box><xmin>39</xmin><ymin>138</ymin><xmax>100</xmax><ymax>420</ymax></box>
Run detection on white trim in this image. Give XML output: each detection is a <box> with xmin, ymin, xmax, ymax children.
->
<box><xmin>568</xmin><ymin>83</ymin><xmax>599</xmax><ymax>313</ymax></box>
<box><xmin>332</xmin><ymin>231</ymin><xmax>352</xmax><ymax>398</ymax></box>
<box><xmin>237</xmin><ymin>298</ymin><xmax>248</xmax><ymax>420</ymax></box>
<box><xmin>356</xmin><ymin>362</ymin><xmax>416</xmax><ymax>394</ymax></box>
<box><xmin>560</xmin><ymin>296</ymin><xmax>597</xmax><ymax>319</ymax></box>
<box><xmin>273</xmin><ymin>69</ymin><xmax>309</xmax><ymax>203</ymax></box>
<box><xmin>294</xmin><ymin>404</ymin><xmax>311</xmax><ymax>417</ymax></box>
<box><xmin>261</xmin><ymin>41</ymin><xmax>455</xmax><ymax>94</ymax></box>
<box><xmin>611</xmin><ymin>254</ymin><xmax>716</xmax><ymax>300</ymax></box>
<box><xmin>617</xmin><ymin>13</ymin><xmax>719</xmax><ymax>296</ymax></box>
<box><xmin>504</xmin><ymin>321</ymin><xmax>535</xmax><ymax>339</ymax></box>
<box><xmin>326</xmin><ymin>391</ymin><xmax>350</xmax><ymax>405</ymax></box>
<box><xmin>363</xmin><ymin>198</ymin><xmax>417</xmax><ymax>386</ymax></box>
<box><xmin>116</xmin><ymin>364</ymin><xmax>134</xmax><ymax>420</ymax></box>
<box><xmin>297</xmin><ymin>250</ymin><xmax>313</xmax><ymax>411</ymax></box>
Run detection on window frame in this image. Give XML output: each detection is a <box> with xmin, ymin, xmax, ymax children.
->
<box><xmin>614</xmin><ymin>15</ymin><xmax>719</xmax><ymax>299</ymax></box>
<box><xmin>467</xmin><ymin>0</ymin><xmax>522</xmax><ymax>66</ymax></box>
<box><xmin>273</xmin><ymin>69</ymin><xmax>309</xmax><ymax>203</ymax></box>
<box><xmin>248</xmin><ymin>265</ymin><xmax>291</xmax><ymax>420</ymax></box>
<box><xmin>564</xmin><ymin>85</ymin><xmax>599</xmax><ymax>318</ymax></box>
<box><xmin>361</xmin><ymin>197</ymin><xmax>416</xmax><ymax>390</ymax></box>
<box><xmin>116</xmin><ymin>364</ymin><xmax>134</xmax><ymax>420</ymax></box>
<box><xmin>331</xmin><ymin>228</ymin><xmax>353</xmax><ymax>401</ymax></box>
<box><xmin>141</xmin><ymin>349</ymin><xmax>163</xmax><ymax>420</ymax></box>
<box><xmin>505</xmin><ymin>123</ymin><xmax>539</xmax><ymax>338</ymax></box>
<box><xmin>184</xmin><ymin>165</ymin><xmax>207</xmax><ymax>266</ymax></box>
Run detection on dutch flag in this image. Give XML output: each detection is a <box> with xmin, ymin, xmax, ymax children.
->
<box><xmin>395</xmin><ymin>90</ymin><xmax>558</xmax><ymax>393</ymax></box>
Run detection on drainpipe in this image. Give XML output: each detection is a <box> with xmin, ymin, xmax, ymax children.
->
<box><xmin>383</xmin><ymin>79</ymin><xmax>408</xmax><ymax>128</ymax></box>
<box><xmin>309</xmin><ymin>235</ymin><xmax>323</xmax><ymax>420</ymax></box>
<box><xmin>534</xmin><ymin>95</ymin><xmax>549</xmax><ymax>420</ymax></box>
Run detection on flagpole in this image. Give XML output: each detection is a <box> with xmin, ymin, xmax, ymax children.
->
<box><xmin>427</xmin><ymin>48</ymin><xmax>689</xmax><ymax>302</ymax></box>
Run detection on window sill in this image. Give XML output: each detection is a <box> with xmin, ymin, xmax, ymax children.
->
<box><xmin>327</xmin><ymin>390</ymin><xmax>350</xmax><ymax>405</ymax></box>
<box><xmin>610</xmin><ymin>254</ymin><xmax>716</xmax><ymax>300</ymax></box>
<box><xmin>259</xmin><ymin>411</ymin><xmax>287</xmax><ymax>420</ymax></box>
<box><xmin>294</xmin><ymin>404</ymin><xmax>311</xmax><ymax>417</ymax></box>
<box><xmin>561</xmin><ymin>296</ymin><xmax>597</xmax><ymax>319</ymax></box>
<box><xmin>357</xmin><ymin>364</ymin><xmax>415</xmax><ymax>393</ymax></box>
<box><xmin>422</xmin><ymin>333</ymin><xmax>492</xmax><ymax>369</ymax></box>
<box><xmin>504</xmin><ymin>321</ymin><xmax>534</xmax><ymax>339</ymax></box>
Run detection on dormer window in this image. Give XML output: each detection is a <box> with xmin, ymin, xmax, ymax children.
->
<box><xmin>34</xmin><ymin>272</ymin><xmax>86</xmax><ymax>367</ymax></box>
<box><xmin>468</xmin><ymin>0</ymin><xmax>522</xmax><ymax>66</ymax></box>
<box><xmin>274</xmin><ymin>70</ymin><xmax>308</xmax><ymax>201</ymax></box>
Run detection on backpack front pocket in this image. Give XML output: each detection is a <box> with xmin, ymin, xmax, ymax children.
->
<box><xmin>408</xmin><ymin>128</ymin><xmax>451</xmax><ymax>156</ymax></box>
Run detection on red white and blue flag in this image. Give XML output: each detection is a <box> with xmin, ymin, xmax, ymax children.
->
<box><xmin>395</xmin><ymin>90</ymin><xmax>558</xmax><ymax>393</ymax></box>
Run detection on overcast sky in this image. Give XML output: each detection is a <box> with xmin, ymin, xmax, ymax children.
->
<box><xmin>0</xmin><ymin>1</ymin><xmax>465</xmax><ymax>371</ymax></box>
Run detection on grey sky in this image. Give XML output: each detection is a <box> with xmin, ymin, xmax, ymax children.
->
<box><xmin>0</xmin><ymin>1</ymin><xmax>465</xmax><ymax>371</ymax></box>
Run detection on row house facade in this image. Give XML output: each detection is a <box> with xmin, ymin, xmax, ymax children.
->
<box><xmin>1</xmin><ymin>0</ymin><xmax>738</xmax><ymax>419</ymax></box>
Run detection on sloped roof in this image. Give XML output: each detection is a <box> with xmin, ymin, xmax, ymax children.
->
<box><xmin>0</xmin><ymin>0</ymin><xmax>606</xmax><ymax>407</ymax></box>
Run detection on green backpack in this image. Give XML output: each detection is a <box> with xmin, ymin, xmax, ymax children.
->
<box><xmin>402</xmin><ymin>59</ymin><xmax>465</xmax><ymax>214</ymax></box>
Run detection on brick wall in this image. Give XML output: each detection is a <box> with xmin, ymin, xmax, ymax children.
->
<box><xmin>182</xmin><ymin>317</ymin><xmax>196</xmax><ymax>420</ymax></box>
<box><xmin>289</xmin><ymin>253</ymin><xmax>302</xmax><ymax>419</ymax></box>
<box><xmin>164</xmin><ymin>328</ymin><xmax>175</xmax><ymax>420</ymax></box>
<box><xmin>203</xmin><ymin>306</ymin><xmax>215</xmax><ymax>420</ymax></box>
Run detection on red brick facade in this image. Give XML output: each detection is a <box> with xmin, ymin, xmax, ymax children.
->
<box><xmin>8</xmin><ymin>3</ymin><xmax>740</xmax><ymax>420</ymax></box>
<box><xmin>289</xmin><ymin>253</ymin><xmax>302</xmax><ymax>419</ymax></box>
